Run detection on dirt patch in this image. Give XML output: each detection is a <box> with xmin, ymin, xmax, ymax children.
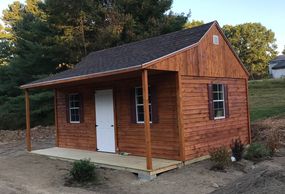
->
<box><xmin>211</xmin><ymin>149</ymin><xmax>285</xmax><ymax>194</ymax></box>
<box><xmin>0</xmin><ymin>137</ymin><xmax>246</xmax><ymax>194</ymax></box>
<box><xmin>0</xmin><ymin>125</ymin><xmax>284</xmax><ymax>194</ymax></box>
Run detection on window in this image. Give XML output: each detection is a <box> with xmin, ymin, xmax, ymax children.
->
<box><xmin>212</xmin><ymin>84</ymin><xmax>225</xmax><ymax>119</ymax></box>
<box><xmin>213</xmin><ymin>35</ymin><xmax>219</xmax><ymax>45</ymax></box>
<box><xmin>69</xmin><ymin>94</ymin><xmax>80</xmax><ymax>123</ymax></box>
<box><xmin>135</xmin><ymin>87</ymin><xmax>152</xmax><ymax>123</ymax></box>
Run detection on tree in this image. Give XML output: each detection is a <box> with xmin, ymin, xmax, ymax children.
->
<box><xmin>223</xmin><ymin>23</ymin><xmax>278</xmax><ymax>79</ymax></box>
<box><xmin>282</xmin><ymin>46</ymin><xmax>285</xmax><ymax>55</ymax></box>
<box><xmin>44</xmin><ymin>0</ymin><xmax>189</xmax><ymax>63</ymax></box>
<box><xmin>184</xmin><ymin>20</ymin><xmax>204</xmax><ymax>29</ymax></box>
<box><xmin>0</xmin><ymin>0</ymin><xmax>56</xmax><ymax>129</ymax></box>
<box><xmin>0</xmin><ymin>0</ymin><xmax>189</xmax><ymax>130</ymax></box>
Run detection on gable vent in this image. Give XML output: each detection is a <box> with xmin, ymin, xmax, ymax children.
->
<box><xmin>213</xmin><ymin>35</ymin><xmax>219</xmax><ymax>45</ymax></box>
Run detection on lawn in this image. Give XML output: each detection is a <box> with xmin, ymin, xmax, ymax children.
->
<box><xmin>249</xmin><ymin>78</ymin><xmax>285</xmax><ymax>122</ymax></box>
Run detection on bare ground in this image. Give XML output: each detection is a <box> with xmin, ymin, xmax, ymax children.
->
<box><xmin>0</xmin><ymin>126</ymin><xmax>284</xmax><ymax>194</ymax></box>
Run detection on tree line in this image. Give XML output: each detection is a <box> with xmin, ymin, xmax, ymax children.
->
<box><xmin>0</xmin><ymin>0</ymin><xmax>280</xmax><ymax>130</ymax></box>
<box><xmin>0</xmin><ymin>0</ymin><xmax>189</xmax><ymax>130</ymax></box>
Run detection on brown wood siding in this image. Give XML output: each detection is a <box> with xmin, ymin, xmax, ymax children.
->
<box><xmin>55</xmin><ymin>72</ymin><xmax>180</xmax><ymax>160</ymax></box>
<box><xmin>116</xmin><ymin>73</ymin><xmax>180</xmax><ymax>160</ymax></box>
<box><xmin>147</xmin><ymin>25</ymin><xmax>248</xmax><ymax>79</ymax></box>
<box><xmin>181</xmin><ymin>76</ymin><xmax>250</xmax><ymax>160</ymax></box>
<box><xmin>56</xmin><ymin>86</ymin><xmax>96</xmax><ymax>151</ymax></box>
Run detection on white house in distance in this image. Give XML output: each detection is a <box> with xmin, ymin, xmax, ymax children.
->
<box><xmin>269</xmin><ymin>55</ymin><xmax>285</xmax><ymax>78</ymax></box>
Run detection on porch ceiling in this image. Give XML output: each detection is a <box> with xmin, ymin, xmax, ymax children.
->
<box><xmin>31</xmin><ymin>147</ymin><xmax>182</xmax><ymax>175</ymax></box>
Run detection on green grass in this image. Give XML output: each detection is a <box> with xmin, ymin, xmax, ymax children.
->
<box><xmin>249</xmin><ymin>79</ymin><xmax>285</xmax><ymax>122</ymax></box>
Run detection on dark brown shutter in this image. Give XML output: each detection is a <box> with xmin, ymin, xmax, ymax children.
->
<box><xmin>224</xmin><ymin>85</ymin><xmax>229</xmax><ymax>118</ymax></box>
<box><xmin>66</xmin><ymin>95</ymin><xmax>70</xmax><ymax>123</ymax></box>
<box><xmin>130</xmin><ymin>88</ymin><xmax>136</xmax><ymax>123</ymax></box>
<box><xmin>151</xmin><ymin>85</ymin><xmax>159</xmax><ymax>123</ymax></box>
<box><xmin>79</xmin><ymin>93</ymin><xmax>84</xmax><ymax>123</ymax></box>
<box><xmin>207</xmin><ymin>84</ymin><xmax>214</xmax><ymax>120</ymax></box>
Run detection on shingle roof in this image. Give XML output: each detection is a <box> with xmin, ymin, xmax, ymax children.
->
<box><xmin>270</xmin><ymin>55</ymin><xmax>285</xmax><ymax>70</ymax></box>
<box><xmin>22</xmin><ymin>21</ymin><xmax>215</xmax><ymax>88</ymax></box>
<box><xmin>271</xmin><ymin>55</ymin><xmax>285</xmax><ymax>62</ymax></box>
<box><xmin>272</xmin><ymin>60</ymin><xmax>285</xmax><ymax>70</ymax></box>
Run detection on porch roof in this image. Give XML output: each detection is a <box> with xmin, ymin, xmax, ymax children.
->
<box><xmin>21</xmin><ymin>21</ymin><xmax>215</xmax><ymax>89</ymax></box>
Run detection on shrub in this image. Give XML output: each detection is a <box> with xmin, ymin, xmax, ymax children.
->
<box><xmin>230</xmin><ymin>138</ymin><xmax>244</xmax><ymax>161</ymax></box>
<box><xmin>244</xmin><ymin>143</ymin><xmax>271</xmax><ymax>161</ymax></box>
<box><xmin>70</xmin><ymin>159</ymin><xmax>96</xmax><ymax>182</ymax></box>
<box><xmin>209</xmin><ymin>146</ymin><xmax>231</xmax><ymax>171</ymax></box>
<box><xmin>266</xmin><ymin>128</ymin><xmax>281</xmax><ymax>154</ymax></box>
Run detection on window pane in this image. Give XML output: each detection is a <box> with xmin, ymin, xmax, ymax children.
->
<box><xmin>74</xmin><ymin>101</ymin><xmax>80</xmax><ymax>107</ymax></box>
<box><xmin>137</xmin><ymin>105</ymin><xmax>144</xmax><ymax>114</ymax></box>
<box><xmin>214</xmin><ymin>109</ymin><xmax>225</xmax><ymax>117</ymax></box>
<box><xmin>69</xmin><ymin>94</ymin><xmax>80</xmax><ymax>122</ymax></box>
<box><xmin>75</xmin><ymin>114</ymin><xmax>80</xmax><ymax>122</ymax></box>
<box><xmin>212</xmin><ymin>83</ymin><xmax>225</xmax><ymax>119</ymax></box>
<box><xmin>71</xmin><ymin>114</ymin><xmax>75</xmax><ymax>121</ymax></box>
<box><xmin>214</xmin><ymin>101</ymin><xmax>224</xmax><ymax>109</ymax></box>
<box><xmin>218</xmin><ymin>101</ymin><xmax>223</xmax><ymax>109</ymax></box>
<box><xmin>135</xmin><ymin>87</ymin><xmax>152</xmax><ymax>123</ymax></box>
<box><xmin>73</xmin><ymin>95</ymin><xmax>79</xmax><ymax>101</ymax></box>
<box><xmin>213</xmin><ymin>84</ymin><xmax>218</xmax><ymax>92</ymax></box>
<box><xmin>213</xmin><ymin>92</ymin><xmax>219</xmax><ymax>100</ymax></box>
<box><xmin>218</xmin><ymin>84</ymin><xmax>223</xmax><ymax>91</ymax></box>
<box><xmin>218</xmin><ymin>92</ymin><xmax>224</xmax><ymax>100</ymax></box>
<box><xmin>138</xmin><ymin>113</ymin><xmax>144</xmax><ymax>122</ymax></box>
<box><xmin>214</xmin><ymin>101</ymin><xmax>219</xmax><ymax>109</ymax></box>
<box><xmin>137</xmin><ymin>96</ymin><xmax>143</xmax><ymax>104</ymax></box>
<box><xmin>136</xmin><ymin>88</ymin><xmax>142</xmax><ymax>96</ymax></box>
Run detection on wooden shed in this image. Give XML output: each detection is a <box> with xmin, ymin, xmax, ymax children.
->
<box><xmin>21</xmin><ymin>21</ymin><xmax>250</xmax><ymax>176</ymax></box>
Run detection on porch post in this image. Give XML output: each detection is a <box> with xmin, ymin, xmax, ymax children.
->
<box><xmin>54</xmin><ymin>89</ymin><xmax>59</xmax><ymax>147</ymax></box>
<box><xmin>176</xmin><ymin>72</ymin><xmax>185</xmax><ymax>161</ymax></box>
<box><xmin>25</xmin><ymin>89</ymin><xmax>31</xmax><ymax>152</ymax></box>
<box><xmin>142</xmin><ymin>69</ymin><xmax>152</xmax><ymax>170</ymax></box>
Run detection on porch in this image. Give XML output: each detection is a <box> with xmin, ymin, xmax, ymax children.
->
<box><xmin>23</xmin><ymin>69</ymin><xmax>185</xmax><ymax>175</ymax></box>
<box><xmin>31</xmin><ymin>147</ymin><xmax>182</xmax><ymax>178</ymax></box>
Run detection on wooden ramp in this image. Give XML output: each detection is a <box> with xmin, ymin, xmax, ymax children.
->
<box><xmin>31</xmin><ymin>147</ymin><xmax>182</xmax><ymax>179</ymax></box>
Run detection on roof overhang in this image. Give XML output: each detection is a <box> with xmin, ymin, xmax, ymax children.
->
<box><xmin>20</xmin><ymin>65</ymin><xmax>142</xmax><ymax>90</ymax></box>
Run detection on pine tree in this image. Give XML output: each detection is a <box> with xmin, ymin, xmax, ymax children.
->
<box><xmin>0</xmin><ymin>0</ymin><xmax>188</xmax><ymax>130</ymax></box>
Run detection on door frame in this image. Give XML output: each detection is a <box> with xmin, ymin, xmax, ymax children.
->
<box><xmin>94</xmin><ymin>87</ymin><xmax>118</xmax><ymax>153</ymax></box>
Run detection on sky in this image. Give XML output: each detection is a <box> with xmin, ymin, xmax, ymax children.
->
<box><xmin>0</xmin><ymin>0</ymin><xmax>284</xmax><ymax>53</ymax></box>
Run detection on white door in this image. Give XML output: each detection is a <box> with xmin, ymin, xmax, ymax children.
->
<box><xmin>95</xmin><ymin>89</ymin><xmax>115</xmax><ymax>153</ymax></box>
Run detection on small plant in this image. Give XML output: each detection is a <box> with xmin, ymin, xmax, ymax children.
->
<box><xmin>209</xmin><ymin>146</ymin><xmax>231</xmax><ymax>171</ymax></box>
<box><xmin>70</xmin><ymin>159</ymin><xmax>96</xmax><ymax>182</ymax></box>
<box><xmin>230</xmin><ymin>138</ymin><xmax>244</xmax><ymax>161</ymax></box>
<box><xmin>266</xmin><ymin>128</ymin><xmax>281</xmax><ymax>154</ymax></box>
<box><xmin>244</xmin><ymin>143</ymin><xmax>271</xmax><ymax>161</ymax></box>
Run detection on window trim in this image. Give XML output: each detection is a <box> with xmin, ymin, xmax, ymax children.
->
<box><xmin>135</xmin><ymin>86</ymin><xmax>152</xmax><ymax>124</ymax></box>
<box><xmin>212</xmin><ymin>84</ymin><xmax>226</xmax><ymax>120</ymax></box>
<box><xmin>69</xmin><ymin>93</ymin><xmax>81</xmax><ymax>124</ymax></box>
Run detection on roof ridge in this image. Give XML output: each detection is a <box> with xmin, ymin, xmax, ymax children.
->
<box><xmin>85</xmin><ymin>21</ymin><xmax>216</xmax><ymax>57</ymax></box>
